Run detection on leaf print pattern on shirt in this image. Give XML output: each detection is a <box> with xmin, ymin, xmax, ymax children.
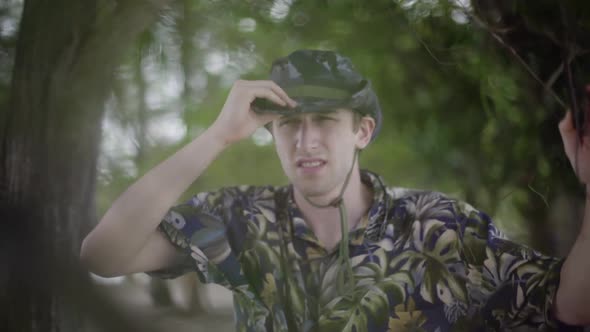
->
<box><xmin>147</xmin><ymin>171</ymin><xmax>579</xmax><ymax>331</ymax></box>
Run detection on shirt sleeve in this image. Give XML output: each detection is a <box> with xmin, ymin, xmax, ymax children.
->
<box><xmin>146</xmin><ymin>187</ymin><xmax>249</xmax><ymax>289</ymax></box>
<box><xmin>456</xmin><ymin>200</ymin><xmax>583</xmax><ymax>331</ymax></box>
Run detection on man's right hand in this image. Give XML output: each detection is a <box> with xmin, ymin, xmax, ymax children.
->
<box><xmin>80</xmin><ymin>80</ymin><xmax>296</xmax><ymax>277</ymax></box>
<box><xmin>210</xmin><ymin>80</ymin><xmax>297</xmax><ymax>145</ymax></box>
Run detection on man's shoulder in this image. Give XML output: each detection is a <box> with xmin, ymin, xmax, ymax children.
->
<box><xmin>382</xmin><ymin>186</ymin><xmax>496</xmax><ymax>237</ymax></box>
<box><xmin>364</xmin><ymin>171</ymin><xmax>479</xmax><ymax>218</ymax></box>
<box><xmin>385</xmin><ymin>185</ymin><xmax>457</xmax><ymax>203</ymax></box>
<box><xmin>383</xmin><ymin>186</ymin><xmax>483</xmax><ymax>224</ymax></box>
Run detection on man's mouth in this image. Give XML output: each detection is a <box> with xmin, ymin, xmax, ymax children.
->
<box><xmin>296</xmin><ymin>158</ymin><xmax>327</xmax><ymax>169</ymax></box>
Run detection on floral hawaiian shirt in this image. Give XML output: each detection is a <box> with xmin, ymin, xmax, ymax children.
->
<box><xmin>149</xmin><ymin>170</ymin><xmax>580</xmax><ymax>331</ymax></box>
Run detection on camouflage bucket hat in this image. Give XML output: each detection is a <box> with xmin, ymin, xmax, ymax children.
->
<box><xmin>253</xmin><ymin>49</ymin><xmax>382</xmax><ymax>141</ymax></box>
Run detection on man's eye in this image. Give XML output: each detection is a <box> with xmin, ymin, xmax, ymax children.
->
<box><xmin>279</xmin><ymin>118</ymin><xmax>299</xmax><ymax>126</ymax></box>
<box><xmin>316</xmin><ymin>116</ymin><xmax>335</xmax><ymax>122</ymax></box>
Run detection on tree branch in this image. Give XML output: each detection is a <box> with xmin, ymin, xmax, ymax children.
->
<box><xmin>70</xmin><ymin>0</ymin><xmax>174</xmax><ymax>89</ymax></box>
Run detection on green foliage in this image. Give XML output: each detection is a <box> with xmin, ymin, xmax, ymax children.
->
<box><xmin>93</xmin><ymin>0</ymin><xmax>586</xmax><ymax>254</ymax></box>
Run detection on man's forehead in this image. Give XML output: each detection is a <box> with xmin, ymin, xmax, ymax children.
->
<box><xmin>277</xmin><ymin>109</ymin><xmax>348</xmax><ymax>120</ymax></box>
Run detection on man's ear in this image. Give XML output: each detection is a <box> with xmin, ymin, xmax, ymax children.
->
<box><xmin>356</xmin><ymin>116</ymin><xmax>375</xmax><ymax>150</ymax></box>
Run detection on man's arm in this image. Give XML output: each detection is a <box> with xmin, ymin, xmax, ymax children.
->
<box><xmin>80</xmin><ymin>127</ymin><xmax>227</xmax><ymax>277</ymax></box>
<box><xmin>553</xmin><ymin>110</ymin><xmax>590</xmax><ymax>325</ymax></box>
<box><xmin>80</xmin><ymin>80</ymin><xmax>295</xmax><ymax>277</ymax></box>
<box><xmin>555</xmin><ymin>194</ymin><xmax>590</xmax><ymax>325</ymax></box>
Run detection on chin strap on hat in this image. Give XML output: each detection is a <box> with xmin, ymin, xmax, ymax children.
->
<box><xmin>300</xmin><ymin>148</ymin><xmax>359</xmax><ymax>294</ymax></box>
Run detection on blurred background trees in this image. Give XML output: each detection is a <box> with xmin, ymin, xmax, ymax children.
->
<box><xmin>1</xmin><ymin>0</ymin><xmax>588</xmax><ymax>331</ymax></box>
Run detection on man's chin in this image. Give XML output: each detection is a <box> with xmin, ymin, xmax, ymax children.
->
<box><xmin>292</xmin><ymin>182</ymin><xmax>339</xmax><ymax>202</ymax></box>
<box><xmin>292</xmin><ymin>180</ymin><xmax>319</xmax><ymax>194</ymax></box>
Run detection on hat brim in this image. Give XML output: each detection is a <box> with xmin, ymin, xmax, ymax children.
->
<box><xmin>252</xmin><ymin>97</ymin><xmax>353</xmax><ymax>115</ymax></box>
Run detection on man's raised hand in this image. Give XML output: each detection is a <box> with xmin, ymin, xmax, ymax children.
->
<box><xmin>559</xmin><ymin>110</ymin><xmax>590</xmax><ymax>186</ymax></box>
<box><xmin>210</xmin><ymin>80</ymin><xmax>297</xmax><ymax>145</ymax></box>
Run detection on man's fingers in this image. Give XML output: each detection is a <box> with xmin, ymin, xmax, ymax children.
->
<box><xmin>559</xmin><ymin>110</ymin><xmax>573</xmax><ymax>131</ymax></box>
<box><xmin>267</xmin><ymin>81</ymin><xmax>297</xmax><ymax>107</ymax></box>
<box><xmin>251</xmin><ymin>87</ymin><xmax>288</xmax><ymax>108</ymax></box>
<box><xmin>559</xmin><ymin>111</ymin><xmax>575</xmax><ymax>161</ymax></box>
<box><xmin>559</xmin><ymin>111</ymin><xmax>574</xmax><ymax>134</ymax></box>
<box><xmin>246</xmin><ymin>80</ymin><xmax>297</xmax><ymax>107</ymax></box>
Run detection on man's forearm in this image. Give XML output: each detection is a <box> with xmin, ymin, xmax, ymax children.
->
<box><xmin>80</xmin><ymin>127</ymin><xmax>228</xmax><ymax>275</ymax></box>
<box><xmin>555</xmin><ymin>186</ymin><xmax>590</xmax><ymax>325</ymax></box>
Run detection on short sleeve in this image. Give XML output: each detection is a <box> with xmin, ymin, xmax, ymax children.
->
<box><xmin>456</xmin><ymin>201</ymin><xmax>582</xmax><ymax>331</ymax></box>
<box><xmin>146</xmin><ymin>187</ymin><xmax>249</xmax><ymax>289</ymax></box>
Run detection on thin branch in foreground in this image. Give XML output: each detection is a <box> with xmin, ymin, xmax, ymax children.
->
<box><xmin>453</xmin><ymin>3</ymin><xmax>569</xmax><ymax>110</ymax></box>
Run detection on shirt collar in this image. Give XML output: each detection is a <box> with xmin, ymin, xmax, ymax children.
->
<box><xmin>286</xmin><ymin>170</ymin><xmax>390</xmax><ymax>248</ymax></box>
<box><xmin>353</xmin><ymin>170</ymin><xmax>390</xmax><ymax>244</ymax></box>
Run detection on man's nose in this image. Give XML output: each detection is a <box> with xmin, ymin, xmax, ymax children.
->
<box><xmin>295</xmin><ymin>119</ymin><xmax>319</xmax><ymax>150</ymax></box>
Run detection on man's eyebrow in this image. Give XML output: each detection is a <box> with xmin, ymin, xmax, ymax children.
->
<box><xmin>312</xmin><ymin>111</ymin><xmax>340</xmax><ymax>118</ymax></box>
<box><xmin>278</xmin><ymin>114</ymin><xmax>300</xmax><ymax>120</ymax></box>
<box><xmin>316</xmin><ymin>111</ymin><xmax>338</xmax><ymax>116</ymax></box>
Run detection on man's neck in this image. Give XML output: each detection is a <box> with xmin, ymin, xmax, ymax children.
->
<box><xmin>292</xmin><ymin>170</ymin><xmax>373</xmax><ymax>250</ymax></box>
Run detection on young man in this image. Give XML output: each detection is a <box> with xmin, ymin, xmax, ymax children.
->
<box><xmin>81</xmin><ymin>50</ymin><xmax>590</xmax><ymax>331</ymax></box>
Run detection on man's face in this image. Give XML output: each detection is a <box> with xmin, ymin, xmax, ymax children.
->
<box><xmin>272</xmin><ymin>109</ymin><xmax>373</xmax><ymax>198</ymax></box>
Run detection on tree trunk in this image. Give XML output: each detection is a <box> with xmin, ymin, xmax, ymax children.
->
<box><xmin>0</xmin><ymin>0</ymin><xmax>171</xmax><ymax>331</ymax></box>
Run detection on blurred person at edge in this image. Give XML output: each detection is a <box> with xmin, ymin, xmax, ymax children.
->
<box><xmin>81</xmin><ymin>50</ymin><xmax>590</xmax><ymax>331</ymax></box>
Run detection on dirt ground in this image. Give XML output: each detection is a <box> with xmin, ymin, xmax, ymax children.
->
<box><xmin>87</xmin><ymin>273</ymin><xmax>235</xmax><ymax>332</ymax></box>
